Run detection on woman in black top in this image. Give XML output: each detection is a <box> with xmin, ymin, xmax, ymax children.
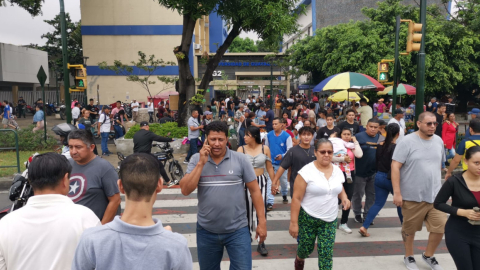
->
<box><xmin>434</xmin><ymin>146</ymin><xmax>480</xmax><ymax>270</ymax></box>
<box><xmin>359</xmin><ymin>124</ymin><xmax>403</xmax><ymax>237</ymax></box>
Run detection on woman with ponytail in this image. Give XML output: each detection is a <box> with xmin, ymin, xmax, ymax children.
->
<box><xmin>359</xmin><ymin>123</ymin><xmax>404</xmax><ymax>237</ymax></box>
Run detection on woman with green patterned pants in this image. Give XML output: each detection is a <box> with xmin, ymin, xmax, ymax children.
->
<box><xmin>289</xmin><ymin>139</ymin><xmax>351</xmax><ymax>270</ymax></box>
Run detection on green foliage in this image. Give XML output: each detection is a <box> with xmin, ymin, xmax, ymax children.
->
<box><xmin>27</xmin><ymin>14</ymin><xmax>82</xmax><ymax>79</ymax></box>
<box><xmin>442</xmin><ymin>0</ymin><xmax>480</xmax><ymax>34</ymax></box>
<box><xmin>284</xmin><ymin>0</ymin><xmax>480</xmax><ymax>97</ymax></box>
<box><xmin>189</xmin><ymin>89</ymin><xmax>206</xmax><ymax>104</ymax></box>
<box><xmin>0</xmin><ymin>126</ymin><xmax>58</xmax><ymax>151</ymax></box>
<box><xmin>228</xmin><ymin>37</ymin><xmax>258</xmax><ymax>52</ymax></box>
<box><xmin>124</xmin><ymin>122</ymin><xmax>188</xmax><ymax>139</ymax></box>
<box><xmin>0</xmin><ymin>0</ymin><xmax>43</xmax><ymax>16</ymax></box>
<box><xmin>98</xmin><ymin>51</ymin><xmax>178</xmax><ymax>98</ymax></box>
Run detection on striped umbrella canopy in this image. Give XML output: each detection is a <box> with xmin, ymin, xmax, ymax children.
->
<box><xmin>313</xmin><ymin>72</ymin><xmax>385</xmax><ymax>92</ymax></box>
<box><xmin>377</xmin><ymin>83</ymin><xmax>416</xmax><ymax>95</ymax></box>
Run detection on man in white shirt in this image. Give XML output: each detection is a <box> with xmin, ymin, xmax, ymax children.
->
<box><xmin>353</xmin><ymin>98</ymin><xmax>373</xmax><ymax>130</ymax></box>
<box><xmin>388</xmin><ymin>109</ymin><xmax>406</xmax><ymax>141</ymax></box>
<box><xmin>147</xmin><ymin>98</ymin><xmax>154</xmax><ymax>123</ymax></box>
<box><xmin>72</xmin><ymin>102</ymin><xmax>81</xmax><ymax>125</ymax></box>
<box><xmin>98</xmin><ymin>106</ymin><xmax>113</xmax><ymax>156</ymax></box>
<box><xmin>295</xmin><ymin>113</ymin><xmax>307</xmax><ymax>131</ymax></box>
<box><xmin>131</xmin><ymin>99</ymin><xmax>140</xmax><ymax>122</ymax></box>
<box><xmin>0</xmin><ymin>153</ymin><xmax>99</xmax><ymax>270</ymax></box>
<box><xmin>246</xmin><ymin>96</ymin><xmax>251</xmax><ymax>105</ymax></box>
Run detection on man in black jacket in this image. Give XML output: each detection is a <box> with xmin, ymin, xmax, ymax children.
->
<box><xmin>133</xmin><ymin>121</ymin><xmax>175</xmax><ymax>186</ymax></box>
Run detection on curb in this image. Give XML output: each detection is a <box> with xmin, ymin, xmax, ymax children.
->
<box><xmin>0</xmin><ymin>178</ymin><xmax>11</xmax><ymax>192</ymax></box>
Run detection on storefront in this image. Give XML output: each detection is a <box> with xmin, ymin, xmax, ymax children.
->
<box><xmin>195</xmin><ymin>52</ymin><xmax>290</xmax><ymax>101</ymax></box>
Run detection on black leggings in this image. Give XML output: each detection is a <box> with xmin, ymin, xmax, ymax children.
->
<box><xmin>340</xmin><ymin>171</ymin><xmax>354</xmax><ymax>224</ymax></box>
<box><xmin>445</xmin><ymin>222</ymin><xmax>480</xmax><ymax>270</ymax></box>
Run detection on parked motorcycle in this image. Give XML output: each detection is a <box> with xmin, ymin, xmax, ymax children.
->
<box><xmin>59</xmin><ymin>104</ymin><xmax>66</xmax><ymax>120</ymax></box>
<box><xmin>123</xmin><ymin>102</ymin><xmax>132</xmax><ymax>119</ymax></box>
<box><xmin>26</xmin><ymin>104</ymin><xmax>35</xmax><ymax>115</ymax></box>
<box><xmin>45</xmin><ymin>101</ymin><xmax>56</xmax><ymax>116</ymax></box>
<box><xmin>0</xmin><ymin>155</ymin><xmax>36</xmax><ymax>220</ymax></box>
<box><xmin>116</xmin><ymin>142</ymin><xmax>184</xmax><ymax>188</ymax></box>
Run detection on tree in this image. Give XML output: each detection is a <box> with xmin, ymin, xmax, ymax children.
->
<box><xmin>283</xmin><ymin>0</ymin><xmax>480</xmax><ymax>108</ymax></box>
<box><xmin>228</xmin><ymin>37</ymin><xmax>258</xmax><ymax>52</ymax></box>
<box><xmin>98</xmin><ymin>51</ymin><xmax>178</xmax><ymax>104</ymax></box>
<box><xmin>28</xmin><ymin>14</ymin><xmax>83</xmax><ymax>81</ymax></box>
<box><xmin>0</xmin><ymin>0</ymin><xmax>43</xmax><ymax>16</ymax></box>
<box><xmin>157</xmin><ymin>0</ymin><xmax>302</xmax><ymax>125</ymax></box>
<box><xmin>441</xmin><ymin>0</ymin><xmax>480</xmax><ymax>34</ymax></box>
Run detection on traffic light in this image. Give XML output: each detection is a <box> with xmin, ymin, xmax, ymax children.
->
<box><xmin>377</xmin><ymin>62</ymin><xmax>389</xmax><ymax>82</ymax></box>
<box><xmin>406</xmin><ymin>21</ymin><xmax>422</xmax><ymax>53</ymax></box>
<box><xmin>68</xmin><ymin>64</ymin><xmax>87</xmax><ymax>90</ymax></box>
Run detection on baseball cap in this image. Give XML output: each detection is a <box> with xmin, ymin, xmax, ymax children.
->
<box><xmin>140</xmin><ymin>121</ymin><xmax>149</xmax><ymax>127</ymax></box>
<box><xmin>394</xmin><ymin>109</ymin><xmax>404</xmax><ymax>115</ymax></box>
<box><xmin>204</xmin><ymin>111</ymin><xmax>212</xmax><ymax>115</ymax></box>
<box><xmin>468</xmin><ymin>108</ymin><xmax>480</xmax><ymax>115</ymax></box>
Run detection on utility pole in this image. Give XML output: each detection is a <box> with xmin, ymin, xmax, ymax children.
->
<box><xmin>270</xmin><ymin>62</ymin><xmax>274</xmax><ymax>109</ymax></box>
<box><xmin>415</xmin><ymin>0</ymin><xmax>426</xmax><ymax>123</ymax></box>
<box><xmin>59</xmin><ymin>0</ymin><xmax>72</xmax><ymax>123</ymax></box>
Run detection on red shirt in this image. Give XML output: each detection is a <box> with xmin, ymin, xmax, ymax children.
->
<box><xmin>285</xmin><ymin>129</ymin><xmax>294</xmax><ymax>138</ymax></box>
<box><xmin>472</xmin><ymin>191</ymin><xmax>480</xmax><ymax>206</ymax></box>
<box><xmin>442</xmin><ymin>122</ymin><xmax>457</xmax><ymax>149</ymax></box>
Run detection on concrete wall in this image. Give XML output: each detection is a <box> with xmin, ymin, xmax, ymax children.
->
<box><xmin>0</xmin><ymin>43</ymin><xmax>49</xmax><ymax>84</ymax></box>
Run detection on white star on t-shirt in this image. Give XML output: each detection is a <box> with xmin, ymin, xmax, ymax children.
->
<box><xmin>69</xmin><ymin>182</ymin><xmax>79</xmax><ymax>194</ymax></box>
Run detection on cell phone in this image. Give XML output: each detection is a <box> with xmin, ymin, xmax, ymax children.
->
<box><xmin>204</xmin><ymin>135</ymin><xmax>209</xmax><ymax>146</ymax></box>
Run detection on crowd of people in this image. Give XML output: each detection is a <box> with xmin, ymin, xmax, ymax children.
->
<box><xmin>1</xmin><ymin>91</ymin><xmax>480</xmax><ymax>270</ymax></box>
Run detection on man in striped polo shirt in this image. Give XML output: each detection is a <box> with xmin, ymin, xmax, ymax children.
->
<box><xmin>180</xmin><ymin>121</ymin><xmax>267</xmax><ymax>269</ymax></box>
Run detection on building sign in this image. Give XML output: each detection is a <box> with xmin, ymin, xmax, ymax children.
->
<box><xmin>217</xmin><ymin>61</ymin><xmax>272</xmax><ymax>67</ymax></box>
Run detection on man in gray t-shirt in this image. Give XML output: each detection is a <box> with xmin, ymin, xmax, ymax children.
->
<box><xmin>391</xmin><ymin>112</ymin><xmax>447</xmax><ymax>269</ymax></box>
<box><xmin>180</xmin><ymin>121</ymin><xmax>266</xmax><ymax>269</ymax></box>
<box><xmin>185</xmin><ymin>110</ymin><xmax>203</xmax><ymax>164</ymax></box>
<box><xmin>68</xmin><ymin>130</ymin><xmax>121</xmax><ymax>224</ymax></box>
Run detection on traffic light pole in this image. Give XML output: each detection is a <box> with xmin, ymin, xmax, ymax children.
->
<box><xmin>414</xmin><ymin>0</ymin><xmax>426</xmax><ymax>125</ymax></box>
<box><xmin>392</xmin><ymin>16</ymin><xmax>401</xmax><ymax>110</ymax></box>
<box><xmin>59</xmin><ymin>0</ymin><xmax>72</xmax><ymax>123</ymax></box>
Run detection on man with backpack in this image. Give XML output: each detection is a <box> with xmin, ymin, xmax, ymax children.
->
<box><xmin>97</xmin><ymin>106</ymin><xmax>113</xmax><ymax>156</ymax></box>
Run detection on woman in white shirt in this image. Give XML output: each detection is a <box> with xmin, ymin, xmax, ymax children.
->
<box><xmin>289</xmin><ymin>138</ymin><xmax>351</xmax><ymax>270</ymax></box>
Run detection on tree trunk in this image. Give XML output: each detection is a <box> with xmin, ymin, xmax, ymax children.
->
<box><xmin>198</xmin><ymin>23</ymin><xmax>242</xmax><ymax>95</ymax></box>
<box><xmin>176</xmin><ymin>14</ymin><xmax>197</xmax><ymax>127</ymax></box>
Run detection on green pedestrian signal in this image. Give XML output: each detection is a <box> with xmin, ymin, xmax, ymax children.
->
<box><xmin>78</xmin><ymin>80</ymin><xmax>84</xmax><ymax>87</ymax></box>
<box><xmin>379</xmin><ymin>72</ymin><xmax>388</xmax><ymax>82</ymax></box>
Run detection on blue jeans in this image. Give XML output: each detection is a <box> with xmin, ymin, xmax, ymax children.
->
<box><xmin>186</xmin><ymin>138</ymin><xmax>198</xmax><ymax>161</ymax></box>
<box><xmin>267</xmin><ymin>164</ymin><xmax>288</xmax><ymax>205</ymax></box>
<box><xmin>362</xmin><ymin>171</ymin><xmax>403</xmax><ymax>229</ymax></box>
<box><xmin>197</xmin><ymin>224</ymin><xmax>252</xmax><ymax>270</ymax></box>
<box><xmin>238</xmin><ymin>128</ymin><xmax>246</xmax><ymax>146</ymax></box>
<box><xmin>445</xmin><ymin>147</ymin><xmax>455</xmax><ymax>163</ymax></box>
<box><xmin>100</xmin><ymin>132</ymin><xmax>110</xmax><ymax>154</ymax></box>
<box><xmin>114</xmin><ymin>125</ymin><xmax>124</xmax><ymax>139</ymax></box>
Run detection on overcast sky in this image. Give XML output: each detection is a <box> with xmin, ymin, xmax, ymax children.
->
<box><xmin>0</xmin><ymin>0</ymin><xmax>81</xmax><ymax>46</ymax></box>
<box><xmin>0</xmin><ymin>0</ymin><xmax>259</xmax><ymax>46</ymax></box>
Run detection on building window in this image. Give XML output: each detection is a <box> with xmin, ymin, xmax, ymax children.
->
<box><xmin>308</xmin><ymin>27</ymin><xmax>311</xmax><ymax>36</ymax></box>
<box><xmin>286</xmin><ymin>43</ymin><xmax>289</xmax><ymax>50</ymax></box>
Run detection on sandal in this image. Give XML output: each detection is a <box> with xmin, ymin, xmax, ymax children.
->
<box><xmin>358</xmin><ymin>227</ymin><xmax>370</xmax><ymax>237</ymax></box>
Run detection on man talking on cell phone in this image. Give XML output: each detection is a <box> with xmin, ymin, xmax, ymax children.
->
<box><xmin>180</xmin><ymin>121</ymin><xmax>266</xmax><ymax>269</ymax></box>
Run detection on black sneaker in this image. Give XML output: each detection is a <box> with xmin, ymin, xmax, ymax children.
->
<box><xmin>257</xmin><ymin>242</ymin><xmax>268</xmax><ymax>256</ymax></box>
<box><xmin>282</xmin><ymin>196</ymin><xmax>288</xmax><ymax>204</ymax></box>
<box><xmin>354</xmin><ymin>215</ymin><xmax>363</xmax><ymax>223</ymax></box>
<box><xmin>267</xmin><ymin>204</ymin><xmax>273</xmax><ymax>211</ymax></box>
<box><xmin>183</xmin><ymin>159</ymin><xmax>189</xmax><ymax>164</ymax></box>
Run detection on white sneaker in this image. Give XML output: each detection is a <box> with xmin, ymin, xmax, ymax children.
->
<box><xmin>338</xmin><ymin>223</ymin><xmax>352</xmax><ymax>234</ymax></box>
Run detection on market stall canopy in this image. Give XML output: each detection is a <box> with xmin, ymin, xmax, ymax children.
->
<box><xmin>377</xmin><ymin>83</ymin><xmax>416</xmax><ymax>95</ymax></box>
<box><xmin>327</xmin><ymin>90</ymin><xmax>369</xmax><ymax>102</ymax></box>
<box><xmin>149</xmin><ymin>91</ymin><xmax>179</xmax><ymax>100</ymax></box>
<box><xmin>313</xmin><ymin>72</ymin><xmax>385</xmax><ymax>92</ymax></box>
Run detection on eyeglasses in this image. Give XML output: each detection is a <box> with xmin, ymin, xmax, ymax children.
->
<box><xmin>318</xmin><ymin>150</ymin><xmax>333</xmax><ymax>155</ymax></box>
<box><xmin>420</xmin><ymin>121</ymin><xmax>439</xmax><ymax>127</ymax></box>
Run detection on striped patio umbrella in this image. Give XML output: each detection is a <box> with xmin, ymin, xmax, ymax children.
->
<box><xmin>313</xmin><ymin>72</ymin><xmax>385</xmax><ymax>92</ymax></box>
<box><xmin>377</xmin><ymin>83</ymin><xmax>416</xmax><ymax>95</ymax></box>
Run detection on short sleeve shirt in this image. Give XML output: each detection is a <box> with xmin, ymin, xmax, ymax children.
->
<box><xmin>392</xmin><ymin>133</ymin><xmax>445</xmax><ymax>203</ymax></box>
<box><xmin>337</xmin><ymin>121</ymin><xmax>360</xmax><ymax>136</ymax></box>
<box><xmin>456</xmin><ymin>135</ymin><xmax>480</xmax><ymax>170</ymax></box>
<box><xmin>186</xmin><ymin>148</ymin><xmax>257</xmax><ymax>233</ymax></box>
<box><xmin>357</xmin><ymin>105</ymin><xmax>373</xmax><ymax>127</ymax></box>
<box><xmin>280</xmin><ymin>145</ymin><xmax>316</xmax><ymax>184</ymax></box>
<box><xmin>113</xmin><ymin>113</ymin><xmax>122</xmax><ymax>126</ymax></box>
<box><xmin>187</xmin><ymin>117</ymin><xmax>200</xmax><ymax>139</ymax></box>
<box><xmin>265</xmin><ymin>110</ymin><xmax>275</xmax><ymax>129</ymax></box>
<box><xmin>98</xmin><ymin>113</ymin><xmax>111</xmax><ymax>133</ymax></box>
<box><xmin>68</xmin><ymin>157</ymin><xmax>120</xmax><ymax>220</ymax></box>
<box><xmin>316</xmin><ymin>126</ymin><xmax>341</xmax><ymax>140</ymax></box>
